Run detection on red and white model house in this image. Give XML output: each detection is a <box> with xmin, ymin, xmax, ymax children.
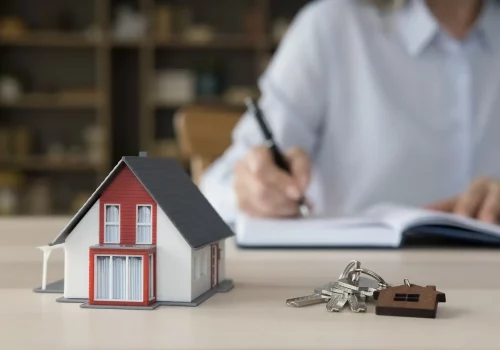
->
<box><xmin>36</xmin><ymin>154</ymin><xmax>234</xmax><ymax>309</ymax></box>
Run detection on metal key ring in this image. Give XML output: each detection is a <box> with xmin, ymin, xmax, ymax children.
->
<box><xmin>340</xmin><ymin>260</ymin><xmax>361</xmax><ymax>284</ymax></box>
<box><xmin>339</xmin><ymin>260</ymin><xmax>359</xmax><ymax>279</ymax></box>
<box><xmin>347</xmin><ymin>268</ymin><xmax>392</xmax><ymax>288</ymax></box>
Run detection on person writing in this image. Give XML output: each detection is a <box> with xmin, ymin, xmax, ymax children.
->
<box><xmin>200</xmin><ymin>0</ymin><xmax>500</xmax><ymax>225</ymax></box>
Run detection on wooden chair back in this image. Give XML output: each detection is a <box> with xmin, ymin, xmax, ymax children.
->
<box><xmin>174</xmin><ymin>106</ymin><xmax>242</xmax><ymax>185</ymax></box>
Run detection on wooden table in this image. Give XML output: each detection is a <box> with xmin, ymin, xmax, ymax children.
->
<box><xmin>0</xmin><ymin>217</ymin><xmax>499</xmax><ymax>350</ymax></box>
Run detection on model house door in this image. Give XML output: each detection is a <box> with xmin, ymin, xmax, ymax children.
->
<box><xmin>211</xmin><ymin>244</ymin><xmax>219</xmax><ymax>288</ymax></box>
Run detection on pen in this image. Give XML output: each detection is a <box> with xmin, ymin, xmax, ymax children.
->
<box><xmin>244</xmin><ymin>97</ymin><xmax>310</xmax><ymax>217</ymax></box>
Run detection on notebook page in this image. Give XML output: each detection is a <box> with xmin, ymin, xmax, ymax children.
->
<box><xmin>234</xmin><ymin>215</ymin><xmax>401</xmax><ymax>247</ymax></box>
<box><xmin>364</xmin><ymin>203</ymin><xmax>500</xmax><ymax>237</ymax></box>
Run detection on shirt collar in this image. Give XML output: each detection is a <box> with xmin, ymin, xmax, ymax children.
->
<box><xmin>396</xmin><ymin>0</ymin><xmax>500</xmax><ymax>56</ymax></box>
<box><xmin>475</xmin><ymin>0</ymin><xmax>500</xmax><ymax>52</ymax></box>
<box><xmin>396</xmin><ymin>0</ymin><xmax>439</xmax><ymax>56</ymax></box>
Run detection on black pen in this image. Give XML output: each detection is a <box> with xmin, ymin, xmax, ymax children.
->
<box><xmin>244</xmin><ymin>97</ymin><xmax>310</xmax><ymax>217</ymax></box>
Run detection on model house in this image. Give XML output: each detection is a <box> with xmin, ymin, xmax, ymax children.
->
<box><xmin>36</xmin><ymin>154</ymin><xmax>234</xmax><ymax>310</ymax></box>
<box><xmin>373</xmin><ymin>284</ymin><xmax>446</xmax><ymax>318</ymax></box>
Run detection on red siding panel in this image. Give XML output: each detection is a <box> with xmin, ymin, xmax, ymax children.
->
<box><xmin>99</xmin><ymin>166</ymin><xmax>157</xmax><ymax>245</ymax></box>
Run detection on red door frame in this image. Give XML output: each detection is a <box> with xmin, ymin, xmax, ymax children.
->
<box><xmin>210</xmin><ymin>243</ymin><xmax>219</xmax><ymax>288</ymax></box>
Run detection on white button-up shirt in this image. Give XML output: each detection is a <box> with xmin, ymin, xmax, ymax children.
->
<box><xmin>200</xmin><ymin>0</ymin><xmax>500</xmax><ymax>223</ymax></box>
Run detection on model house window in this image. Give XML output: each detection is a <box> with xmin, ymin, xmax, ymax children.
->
<box><xmin>95</xmin><ymin>255</ymin><xmax>143</xmax><ymax>301</ymax></box>
<box><xmin>104</xmin><ymin>205</ymin><xmax>120</xmax><ymax>243</ymax></box>
<box><xmin>394</xmin><ymin>293</ymin><xmax>420</xmax><ymax>302</ymax></box>
<box><xmin>128</xmin><ymin>257</ymin><xmax>143</xmax><ymax>301</ymax></box>
<box><xmin>194</xmin><ymin>255</ymin><xmax>200</xmax><ymax>280</ymax></box>
<box><xmin>136</xmin><ymin>205</ymin><xmax>152</xmax><ymax>244</ymax></box>
<box><xmin>112</xmin><ymin>256</ymin><xmax>126</xmax><ymax>300</ymax></box>
<box><xmin>201</xmin><ymin>251</ymin><xmax>208</xmax><ymax>277</ymax></box>
<box><xmin>96</xmin><ymin>256</ymin><xmax>110</xmax><ymax>299</ymax></box>
<box><xmin>149</xmin><ymin>254</ymin><xmax>154</xmax><ymax>300</ymax></box>
<box><xmin>193</xmin><ymin>251</ymin><xmax>208</xmax><ymax>280</ymax></box>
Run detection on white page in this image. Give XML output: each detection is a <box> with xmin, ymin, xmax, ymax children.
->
<box><xmin>234</xmin><ymin>214</ymin><xmax>401</xmax><ymax>247</ymax></box>
<box><xmin>365</xmin><ymin>202</ymin><xmax>500</xmax><ymax>237</ymax></box>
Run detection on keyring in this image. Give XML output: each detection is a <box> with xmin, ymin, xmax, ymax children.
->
<box><xmin>347</xmin><ymin>268</ymin><xmax>392</xmax><ymax>288</ymax></box>
<box><xmin>340</xmin><ymin>260</ymin><xmax>361</xmax><ymax>284</ymax></box>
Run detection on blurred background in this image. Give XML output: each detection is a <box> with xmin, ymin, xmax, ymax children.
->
<box><xmin>0</xmin><ymin>0</ymin><xmax>310</xmax><ymax>217</ymax></box>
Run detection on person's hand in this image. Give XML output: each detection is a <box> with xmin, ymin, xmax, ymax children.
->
<box><xmin>233</xmin><ymin>146</ymin><xmax>311</xmax><ymax>218</ymax></box>
<box><xmin>426</xmin><ymin>177</ymin><xmax>500</xmax><ymax>224</ymax></box>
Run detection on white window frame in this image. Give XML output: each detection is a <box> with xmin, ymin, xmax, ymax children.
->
<box><xmin>136</xmin><ymin>204</ymin><xmax>153</xmax><ymax>244</ymax></box>
<box><xmin>104</xmin><ymin>204</ymin><xmax>120</xmax><ymax>243</ymax></box>
<box><xmin>94</xmin><ymin>254</ymin><xmax>143</xmax><ymax>302</ymax></box>
<box><xmin>149</xmin><ymin>254</ymin><xmax>154</xmax><ymax>300</ymax></box>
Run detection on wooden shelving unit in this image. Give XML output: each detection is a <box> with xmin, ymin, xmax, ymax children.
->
<box><xmin>0</xmin><ymin>0</ymin><xmax>309</xmax><ymax>215</ymax></box>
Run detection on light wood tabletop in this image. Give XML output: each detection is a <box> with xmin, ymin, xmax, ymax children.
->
<box><xmin>0</xmin><ymin>217</ymin><xmax>499</xmax><ymax>350</ymax></box>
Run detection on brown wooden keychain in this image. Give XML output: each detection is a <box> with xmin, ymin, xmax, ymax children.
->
<box><xmin>373</xmin><ymin>279</ymin><xmax>446</xmax><ymax>318</ymax></box>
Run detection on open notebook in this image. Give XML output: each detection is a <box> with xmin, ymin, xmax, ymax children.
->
<box><xmin>234</xmin><ymin>203</ymin><xmax>500</xmax><ymax>248</ymax></box>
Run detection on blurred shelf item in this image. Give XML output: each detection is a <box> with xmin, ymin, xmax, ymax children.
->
<box><xmin>0</xmin><ymin>91</ymin><xmax>102</xmax><ymax>109</ymax></box>
<box><xmin>0</xmin><ymin>32</ymin><xmax>99</xmax><ymax>47</ymax></box>
<box><xmin>0</xmin><ymin>170</ymin><xmax>23</xmax><ymax>216</ymax></box>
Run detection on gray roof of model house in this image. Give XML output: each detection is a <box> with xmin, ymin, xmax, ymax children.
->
<box><xmin>51</xmin><ymin>156</ymin><xmax>234</xmax><ymax>249</ymax></box>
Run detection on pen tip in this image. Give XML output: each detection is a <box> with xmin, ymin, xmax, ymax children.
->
<box><xmin>299</xmin><ymin>205</ymin><xmax>311</xmax><ymax>217</ymax></box>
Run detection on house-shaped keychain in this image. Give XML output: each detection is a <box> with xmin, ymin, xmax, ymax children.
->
<box><xmin>373</xmin><ymin>279</ymin><xmax>446</xmax><ymax>318</ymax></box>
<box><xmin>35</xmin><ymin>153</ymin><xmax>234</xmax><ymax>310</ymax></box>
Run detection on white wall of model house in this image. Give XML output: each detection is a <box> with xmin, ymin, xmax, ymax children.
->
<box><xmin>64</xmin><ymin>200</ymin><xmax>100</xmax><ymax>299</ymax></box>
<box><xmin>156</xmin><ymin>207</ymin><xmax>192</xmax><ymax>302</ymax></box>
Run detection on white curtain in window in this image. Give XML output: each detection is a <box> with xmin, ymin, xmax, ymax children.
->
<box><xmin>202</xmin><ymin>251</ymin><xmax>208</xmax><ymax>277</ymax></box>
<box><xmin>194</xmin><ymin>255</ymin><xmax>199</xmax><ymax>280</ymax></box>
<box><xmin>149</xmin><ymin>254</ymin><xmax>154</xmax><ymax>300</ymax></box>
<box><xmin>96</xmin><ymin>256</ymin><xmax>110</xmax><ymax>299</ymax></box>
<box><xmin>128</xmin><ymin>257</ymin><xmax>143</xmax><ymax>301</ymax></box>
<box><xmin>136</xmin><ymin>206</ymin><xmax>152</xmax><ymax>244</ymax></box>
<box><xmin>112</xmin><ymin>256</ymin><xmax>126</xmax><ymax>300</ymax></box>
<box><xmin>105</xmin><ymin>205</ymin><xmax>120</xmax><ymax>243</ymax></box>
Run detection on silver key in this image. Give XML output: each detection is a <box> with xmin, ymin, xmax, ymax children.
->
<box><xmin>314</xmin><ymin>276</ymin><xmax>379</xmax><ymax>294</ymax></box>
<box><xmin>347</xmin><ymin>293</ymin><xmax>366</xmax><ymax>313</ymax></box>
<box><xmin>325</xmin><ymin>292</ymin><xmax>348</xmax><ymax>312</ymax></box>
<box><xmin>286</xmin><ymin>292</ymin><xmax>329</xmax><ymax>307</ymax></box>
<box><xmin>325</xmin><ymin>277</ymin><xmax>368</xmax><ymax>313</ymax></box>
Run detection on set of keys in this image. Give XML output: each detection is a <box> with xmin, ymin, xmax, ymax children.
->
<box><xmin>286</xmin><ymin>260</ymin><xmax>393</xmax><ymax>313</ymax></box>
<box><xmin>286</xmin><ymin>260</ymin><xmax>446</xmax><ymax>318</ymax></box>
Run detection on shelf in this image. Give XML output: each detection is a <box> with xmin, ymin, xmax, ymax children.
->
<box><xmin>0</xmin><ymin>157</ymin><xmax>101</xmax><ymax>171</ymax></box>
<box><xmin>111</xmin><ymin>39</ymin><xmax>145</xmax><ymax>48</ymax></box>
<box><xmin>153</xmin><ymin>98</ymin><xmax>245</xmax><ymax>109</ymax></box>
<box><xmin>0</xmin><ymin>94</ymin><xmax>102</xmax><ymax>110</ymax></box>
<box><xmin>0</xmin><ymin>33</ymin><xmax>99</xmax><ymax>48</ymax></box>
<box><xmin>155</xmin><ymin>37</ymin><xmax>258</xmax><ymax>50</ymax></box>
